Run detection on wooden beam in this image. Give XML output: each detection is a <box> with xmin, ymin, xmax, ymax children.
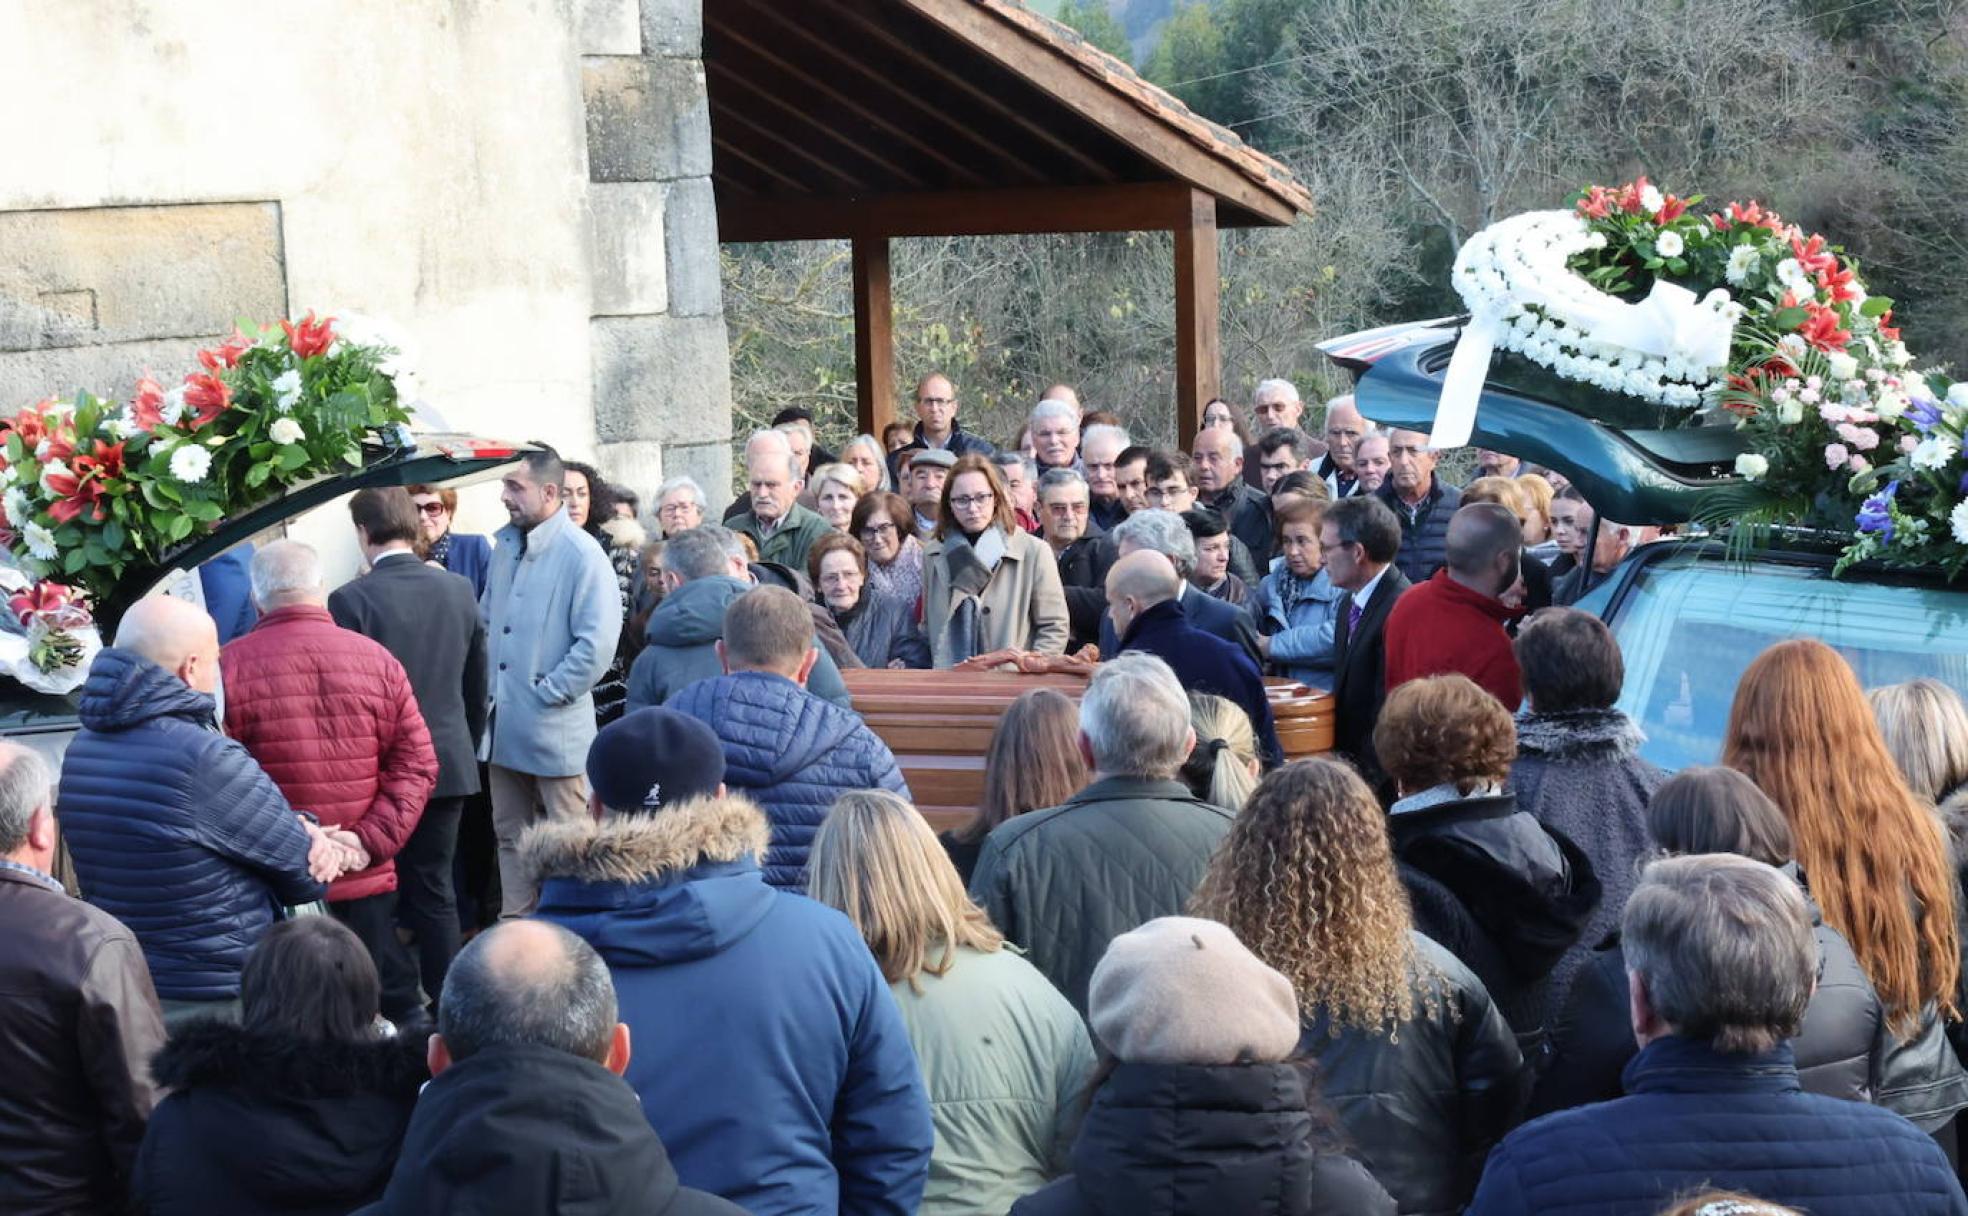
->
<box><xmin>719</xmin><ymin>181</ymin><xmax>1191</xmax><ymax>243</ymax></box>
<box><xmin>897</xmin><ymin>0</ymin><xmax>1301</xmax><ymax>227</ymax></box>
<box><xmin>710</xmin><ymin>135</ymin><xmax>808</xmax><ymax>193</ymax></box>
<box><xmin>853</xmin><ymin>236</ymin><xmax>897</xmax><ymax>438</ymax></box>
<box><xmin>705</xmin><ymin>57</ymin><xmax>931</xmax><ymax>190</ymax></box>
<box><xmin>1173</xmin><ymin>188</ymin><xmax>1220</xmax><ymax>441</ymax></box>
<box><xmin>708</xmin><ymin>93</ymin><xmax>871</xmax><ymax>192</ymax></box>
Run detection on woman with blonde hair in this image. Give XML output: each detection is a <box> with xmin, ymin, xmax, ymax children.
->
<box><xmin>1515</xmin><ymin>473</ymin><xmax>1558</xmax><ymax>556</ymax></box>
<box><xmin>1870</xmin><ymin>677</ymin><xmax>1968</xmax><ymax>807</ymax></box>
<box><xmin>941</xmin><ymin>689</ymin><xmax>1087</xmax><ymax>884</ymax></box>
<box><xmin>1191</xmin><ymin>758</ymin><xmax>1524</xmax><ymax>1214</ymax></box>
<box><xmin>1726</xmin><ymin>641</ymin><xmax>1968</xmax><ymax>1141</ymax></box>
<box><xmin>808</xmin><ymin>790</ymin><xmax>1095</xmax><ymax>1216</ymax></box>
<box><xmin>1178</xmin><ymin>693</ymin><xmax>1259</xmax><ymax>814</ymax></box>
<box><xmin>809</xmin><ymin>462</ymin><xmax>868</xmax><ymax>534</ymax></box>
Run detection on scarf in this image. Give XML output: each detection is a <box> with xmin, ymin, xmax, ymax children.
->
<box><xmin>937</xmin><ymin>527</ymin><xmax>1009</xmax><ymax>665</ymax></box>
<box><xmin>427</xmin><ymin>531</ymin><xmax>452</xmax><ymax>567</ymax></box>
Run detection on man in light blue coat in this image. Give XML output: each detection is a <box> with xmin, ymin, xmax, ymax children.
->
<box><xmin>482</xmin><ymin>446</ymin><xmax>623</xmax><ymax>917</ymax></box>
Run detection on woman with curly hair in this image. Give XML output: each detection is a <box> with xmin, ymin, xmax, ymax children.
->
<box><xmin>1374</xmin><ymin>675</ymin><xmax>1602</xmax><ymax>1039</ymax></box>
<box><xmin>1192</xmin><ymin>757</ymin><xmax>1524</xmax><ymax>1215</ymax></box>
<box><xmin>1726</xmin><ymin>641</ymin><xmax>1968</xmax><ymax>1140</ymax></box>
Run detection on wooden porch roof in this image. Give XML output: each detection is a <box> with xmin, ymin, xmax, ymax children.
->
<box><xmin>706</xmin><ymin>0</ymin><xmax>1314</xmax><ymax>242</ymax></box>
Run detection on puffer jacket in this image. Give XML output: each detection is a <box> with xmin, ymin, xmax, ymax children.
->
<box><xmin>1508</xmin><ymin>708</ymin><xmax>1665</xmax><ymax>1008</ymax></box>
<box><xmin>135</xmin><ymin>1020</ymin><xmax>429</xmax><ymax>1216</ymax></box>
<box><xmin>1465</xmin><ymin>1037</ymin><xmax>1968</xmax><ymax>1216</ymax></box>
<box><xmin>1532</xmin><ymin>878</ymin><xmax>1884</xmax><ymax>1116</ymax></box>
<box><xmin>625</xmin><ymin>575</ymin><xmax>852</xmax><ymax>711</ymax></box>
<box><xmin>1300</xmin><ymin>932</ymin><xmax>1526</xmax><ymax>1216</ymax></box>
<box><xmin>58</xmin><ymin>648</ymin><xmax>324</xmax><ymax>1001</ymax></box>
<box><xmin>834</xmin><ymin>592</ymin><xmax>930</xmax><ymax>670</ymax></box>
<box><xmin>525</xmin><ymin>799</ymin><xmax>934</xmax><ymax>1216</ymax></box>
<box><xmin>669</xmin><ymin>671</ymin><xmax>910</xmax><ymax>889</ymax></box>
<box><xmin>969</xmin><ymin>777</ymin><xmax>1233</xmax><ymax>1015</ymax></box>
<box><xmin>221</xmin><ymin>605</ymin><xmax>438</xmax><ymax>902</ymax></box>
<box><xmin>892</xmin><ymin>945</ymin><xmax>1096</xmax><ymax>1216</ymax></box>
<box><xmin>1252</xmin><ymin>566</ymin><xmax>1343</xmax><ymax>688</ymax></box>
<box><xmin>1377</xmin><ymin>479</ymin><xmax>1462</xmax><ymax>585</ymax></box>
<box><xmin>1009</xmin><ymin>1061</ymin><xmax>1395</xmax><ymax>1216</ymax></box>
<box><xmin>1388</xmin><ymin>787</ymin><xmax>1602</xmax><ymax>1038</ymax></box>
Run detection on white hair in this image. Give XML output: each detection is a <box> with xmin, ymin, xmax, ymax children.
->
<box><xmin>0</xmin><ymin>743</ymin><xmax>52</xmax><ymax>854</ymax></box>
<box><xmin>1030</xmin><ymin>398</ymin><xmax>1078</xmax><ymax>426</ymax></box>
<box><xmin>1081</xmin><ymin>423</ymin><xmax>1132</xmax><ymax>452</ymax></box>
<box><xmin>250</xmin><ymin>539</ymin><xmax>324</xmax><ymax>607</ymax></box>
<box><xmin>1080</xmin><ymin>653</ymin><xmax>1193</xmax><ymax>778</ymax></box>
<box><xmin>1198</xmin><ymin>427</ymin><xmax>1244</xmax><ymax>459</ymax></box>
<box><xmin>1037</xmin><ymin>467</ymin><xmax>1088</xmax><ymax>499</ymax></box>
<box><xmin>656</xmin><ymin>474</ymin><xmax>708</xmax><ymax>510</ymax></box>
<box><xmin>745</xmin><ymin>429</ymin><xmax>793</xmax><ymax>462</ymax></box>
<box><xmin>845</xmin><ymin>434</ymin><xmax>894</xmax><ymax>492</ymax></box>
<box><xmin>1255</xmin><ymin>378</ymin><xmax>1300</xmax><ymax>405</ymax></box>
<box><xmin>1111</xmin><ymin>509</ymin><xmax>1196</xmax><ymax>577</ymax></box>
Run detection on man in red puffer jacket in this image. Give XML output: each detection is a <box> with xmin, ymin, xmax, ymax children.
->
<box><xmin>221</xmin><ymin>540</ymin><xmax>438</xmax><ymax>1027</ymax></box>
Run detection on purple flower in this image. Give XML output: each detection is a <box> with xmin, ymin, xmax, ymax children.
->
<box><xmin>1857</xmin><ymin>479</ymin><xmax>1900</xmax><ymax>543</ymax></box>
<box><xmin>1907</xmin><ymin>398</ymin><xmax>1945</xmax><ymax>433</ymax></box>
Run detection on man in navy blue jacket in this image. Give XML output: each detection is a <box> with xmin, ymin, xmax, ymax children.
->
<box><xmin>1106</xmin><ymin>551</ymin><xmax>1280</xmax><ymax>765</ymax></box>
<box><xmin>58</xmin><ymin>596</ymin><xmax>332</xmax><ymax>1023</ymax></box>
<box><xmin>527</xmin><ymin>706</ymin><xmax>932</xmax><ymax>1216</ymax></box>
<box><xmin>1467</xmin><ymin>854</ymin><xmax>1967</xmax><ymax>1216</ymax></box>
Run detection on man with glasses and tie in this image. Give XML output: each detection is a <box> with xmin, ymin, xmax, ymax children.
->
<box><xmin>1322</xmin><ymin>495</ymin><xmax>1411</xmax><ymax>794</ymax></box>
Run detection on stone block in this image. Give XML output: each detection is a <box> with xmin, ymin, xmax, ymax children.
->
<box><xmin>662</xmin><ymin>177</ymin><xmax>723</xmax><ymax>318</ymax></box>
<box><xmin>576</xmin><ymin>0</ymin><xmax>641</xmax><ymax>55</ymax></box>
<box><xmin>0</xmin><ymin>337</ymin><xmax>207</xmax><ymax>411</ymax></box>
<box><xmin>583</xmin><ymin>56</ymin><xmax>712</xmax><ymax>184</ymax></box>
<box><xmin>589</xmin><ymin>182</ymin><xmax>668</xmax><ymax>315</ymax></box>
<box><xmin>595</xmin><ymin>438</ymin><xmax>667</xmax><ymax>504</ymax></box>
<box><xmin>590</xmin><ymin>314</ymin><xmax>732</xmax><ymax>446</ymax></box>
<box><xmin>660</xmin><ymin>439</ymin><xmax>734</xmax><ymax>500</ymax></box>
<box><xmin>0</xmin><ymin>202</ymin><xmax>286</xmax><ymax>353</ymax></box>
<box><xmin>641</xmin><ymin>0</ymin><xmax>704</xmax><ymax>57</ymax></box>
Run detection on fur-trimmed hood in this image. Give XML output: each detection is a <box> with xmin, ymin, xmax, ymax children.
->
<box><xmin>150</xmin><ymin>1018</ymin><xmax>429</xmax><ymax>1099</ymax></box>
<box><xmin>518</xmin><ymin>794</ymin><xmax>770</xmax><ymax>887</ymax></box>
<box><xmin>1514</xmin><ymin>707</ymin><xmax>1646</xmax><ymax>762</ymax></box>
<box><xmin>527</xmin><ymin>796</ymin><xmax>781</xmax><ymax>969</ymax></box>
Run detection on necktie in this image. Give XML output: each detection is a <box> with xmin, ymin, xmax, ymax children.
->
<box><xmin>1347</xmin><ymin>600</ymin><xmax>1365</xmax><ymax>635</ymax></box>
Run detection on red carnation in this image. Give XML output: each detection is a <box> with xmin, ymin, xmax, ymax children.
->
<box><xmin>281</xmin><ymin>311</ymin><xmax>336</xmax><ymax>360</ymax></box>
<box><xmin>181</xmin><ymin>372</ymin><xmax>231</xmax><ymax>427</ymax></box>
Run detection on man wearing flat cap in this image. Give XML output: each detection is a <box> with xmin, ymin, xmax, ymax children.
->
<box><xmin>524</xmin><ymin>708</ymin><xmax>933</xmax><ymax>1216</ymax></box>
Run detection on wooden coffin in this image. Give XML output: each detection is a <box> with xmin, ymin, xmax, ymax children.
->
<box><xmin>843</xmin><ymin>668</ymin><xmax>1334</xmax><ymax>831</ymax></box>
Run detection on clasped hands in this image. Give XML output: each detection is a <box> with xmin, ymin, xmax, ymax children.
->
<box><xmin>951</xmin><ymin>646</ymin><xmax>1100</xmax><ymax>675</ymax></box>
<box><xmin>300</xmin><ymin>818</ymin><xmax>372</xmax><ymax>883</ymax></box>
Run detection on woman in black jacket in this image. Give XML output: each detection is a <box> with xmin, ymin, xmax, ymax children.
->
<box><xmin>1194</xmin><ymin>758</ymin><xmax>1525</xmax><ymax>1215</ymax></box>
<box><xmin>1533</xmin><ymin>766</ymin><xmax>1946</xmax><ymax>1121</ymax></box>
<box><xmin>809</xmin><ymin>532</ymin><xmax>930</xmax><ymax>669</ymax></box>
<box><xmin>1374</xmin><ymin>675</ymin><xmax>1603</xmax><ymax>1040</ymax></box>
<box><xmin>132</xmin><ymin>917</ymin><xmax>428</xmax><ymax>1216</ymax></box>
<box><xmin>1010</xmin><ymin>915</ymin><xmax>1393</xmax><ymax>1216</ymax></box>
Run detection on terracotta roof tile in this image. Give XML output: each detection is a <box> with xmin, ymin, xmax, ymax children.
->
<box><xmin>974</xmin><ymin>0</ymin><xmax>1312</xmax><ymax>218</ymax></box>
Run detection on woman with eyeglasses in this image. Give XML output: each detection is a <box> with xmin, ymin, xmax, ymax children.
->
<box><xmin>921</xmin><ymin>455</ymin><xmax>1068</xmax><ymax>668</ymax></box>
<box><xmin>407</xmin><ymin>483</ymin><xmax>493</xmax><ymax>599</ymax></box>
<box><xmin>653</xmin><ymin>475</ymin><xmax>708</xmax><ymax>538</ymax></box>
<box><xmin>809</xmin><ymin>533</ymin><xmax>930</xmax><ymax>670</ymax></box>
<box><xmin>851</xmin><ymin>490</ymin><xmax>927</xmax><ymax>613</ymax></box>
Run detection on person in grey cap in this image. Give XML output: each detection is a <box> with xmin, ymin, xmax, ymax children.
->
<box><xmin>524</xmin><ymin>708</ymin><xmax>933</xmax><ymax>1216</ymax></box>
<box><xmin>1008</xmin><ymin>917</ymin><xmax>1393</xmax><ymax>1216</ymax></box>
<box><xmin>905</xmin><ymin>448</ymin><xmax>956</xmax><ymax>536</ymax></box>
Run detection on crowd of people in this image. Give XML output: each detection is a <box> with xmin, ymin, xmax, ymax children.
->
<box><xmin>6</xmin><ymin>377</ymin><xmax>1968</xmax><ymax>1216</ymax></box>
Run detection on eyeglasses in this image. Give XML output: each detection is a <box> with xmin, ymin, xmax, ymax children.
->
<box><xmin>657</xmin><ymin>502</ymin><xmax>699</xmax><ymax>517</ymax></box>
<box><xmin>1045</xmin><ymin>501</ymin><xmax>1088</xmax><ymax>516</ymax></box>
<box><xmin>415</xmin><ymin>502</ymin><xmax>447</xmax><ymax>517</ymax></box>
<box><xmin>859</xmin><ymin>522</ymin><xmax>899</xmax><ymax>538</ymax></box>
<box><xmin>1317</xmin><ymin>539</ymin><xmax>1354</xmax><ymax>555</ymax></box>
<box><xmin>949</xmin><ymin>493</ymin><xmax>995</xmax><ymax>510</ymax></box>
<box><xmin>918</xmin><ymin>396</ymin><xmax>954</xmax><ymax>407</ymax></box>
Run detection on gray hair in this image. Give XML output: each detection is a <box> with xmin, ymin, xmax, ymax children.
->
<box><xmin>665</xmin><ymin>524</ymin><xmax>746</xmax><ymax>582</ymax></box>
<box><xmin>249</xmin><ymin>540</ymin><xmax>323</xmax><ymax>607</ymax></box>
<box><xmin>744</xmin><ymin>428</ymin><xmax>793</xmax><ymax>463</ymax></box>
<box><xmin>1254</xmin><ymin>378</ymin><xmax>1300</xmax><ymax>405</ymax></box>
<box><xmin>990</xmin><ymin>450</ymin><xmax>1037</xmax><ymax>483</ymax></box>
<box><xmin>1030</xmin><ymin>398</ymin><xmax>1078</xmax><ymax>427</ymax></box>
<box><xmin>655</xmin><ymin>474</ymin><xmax>708</xmax><ymax>510</ymax></box>
<box><xmin>439</xmin><ymin>921</ymin><xmax>619</xmax><ymax>1065</ymax></box>
<box><xmin>0</xmin><ymin>743</ymin><xmax>52</xmax><ymax>854</ymax></box>
<box><xmin>1081</xmin><ymin>423</ymin><xmax>1132</xmax><ymax>453</ymax></box>
<box><xmin>1080</xmin><ymin>653</ymin><xmax>1193</xmax><ymax>778</ymax></box>
<box><xmin>1622</xmin><ymin>854</ymin><xmax>1816</xmax><ymax>1055</ymax></box>
<box><xmin>847</xmin><ymin>434</ymin><xmax>894</xmax><ymax>492</ymax></box>
<box><xmin>1112</xmin><ymin>509</ymin><xmax>1197</xmax><ymax>578</ymax></box>
<box><xmin>1036</xmin><ymin>467</ymin><xmax>1088</xmax><ymax>499</ymax></box>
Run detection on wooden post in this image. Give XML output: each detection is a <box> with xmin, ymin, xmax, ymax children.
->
<box><xmin>1172</xmin><ymin>188</ymin><xmax>1220</xmax><ymax>441</ymax></box>
<box><xmin>852</xmin><ymin>235</ymin><xmax>896</xmax><ymax>439</ymax></box>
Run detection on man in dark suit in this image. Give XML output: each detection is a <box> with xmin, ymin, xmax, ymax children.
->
<box><xmin>1323</xmin><ymin>495</ymin><xmax>1410</xmax><ymax>792</ymax></box>
<box><xmin>1038</xmin><ymin>468</ymin><xmax>1117</xmax><ymax>653</ymax></box>
<box><xmin>1107</xmin><ymin>551</ymin><xmax>1280</xmax><ymax>764</ymax></box>
<box><xmin>330</xmin><ymin>486</ymin><xmax>489</xmax><ymax>1011</ymax></box>
<box><xmin>1100</xmin><ymin>509</ymin><xmax>1260</xmax><ymax>668</ymax></box>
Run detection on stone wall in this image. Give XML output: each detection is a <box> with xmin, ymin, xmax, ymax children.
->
<box><xmin>0</xmin><ymin>0</ymin><xmax>731</xmax><ymax>541</ymax></box>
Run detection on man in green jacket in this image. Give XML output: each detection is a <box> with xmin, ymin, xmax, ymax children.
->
<box><xmin>731</xmin><ymin>446</ymin><xmax>830</xmax><ymax>573</ymax></box>
<box><xmin>968</xmin><ymin>653</ymin><xmax>1234</xmax><ymax>1015</ymax></box>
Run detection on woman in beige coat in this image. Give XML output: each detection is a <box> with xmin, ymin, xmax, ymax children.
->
<box><xmin>922</xmin><ymin>455</ymin><xmax>1069</xmax><ymax>668</ymax></box>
